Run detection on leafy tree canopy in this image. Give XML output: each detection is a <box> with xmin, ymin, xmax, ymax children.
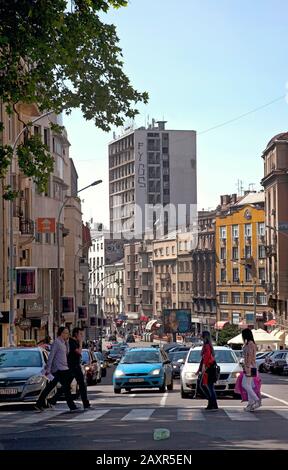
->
<box><xmin>215</xmin><ymin>324</ymin><xmax>241</xmax><ymax>346</ymax></box>
<box><xmin>0</xmin><ymin>0</ymin><xmax>148</xmax><ymax>194</ymax></box>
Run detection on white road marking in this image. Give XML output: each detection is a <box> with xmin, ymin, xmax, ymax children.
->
<box><xmin>121</xmin><ymin>408</ymin><xmax>155</xmax><ymax>421</ymax></box>
<box><xmin>14</xmin><ymin>409</ymin><xmax>65</xmax><ymax>425</ymax></box>
<box><xmin>224</xmin><ymin>409</ymin><xmax>259</xmax><ymax>421</ymax></box>
<box><xmin>273</xmin><ymin>410</ymin><xmax>288</xmax><ymax>420</ymax></box>
<box><xmin>261</xmin><ymin>392</ymin><xmax>288</xmax><ymax>406</ymax></box>
<box><xmin>177</xmin><ymin>409</ymin><xmax>205</xmax><ymax>421</ymax></box>
<box><xmin>67</xmin><ymin>409</ymin><xmax>110</xmax><ymax>422</ymax></box>
<box><xmin>160</xmin><ymin>392</ymin><xmax>168</xmax><ymax>407</ymax></box>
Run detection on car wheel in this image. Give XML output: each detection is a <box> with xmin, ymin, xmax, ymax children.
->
<box><xmin>181</xmin><ymin>387</ymin><xmax>189</xmax><ymax>399</ymax></box>
<box><xmin>97</xmin><ymin>377</ymin><xmax>102</xmax><ymax>383</ymax></box>
<box><xmin>167</xmin><ymin>379</ymin><xmax>174</xmax><ymax>391</ymax></box>
<box><xmin>114</xmin><ymin>388</ymin><xmax>121</xmax><ymax>394</ymax></box>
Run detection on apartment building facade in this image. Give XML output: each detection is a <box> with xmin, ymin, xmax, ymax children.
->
<box><xmin>108</xmin><ymin>120</ymin><xmax>197</xmax><ymax>239</ymax></box>
<box><xmin>261</xmin><ymin>132</ymin><xmax>288</xmax><ymax>328</ymax></box>
<box><xmin>216</xmin><ymin>192</ymin><xmax>270</xmax><ymax>328</ymax></box>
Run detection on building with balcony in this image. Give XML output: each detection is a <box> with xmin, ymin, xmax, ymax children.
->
<box><xmin>261</xmin><ymin>132</ymin><xmax>288</xmax><ymax>329</ymax></box>
<box><xmin>215</xmin><ymin>192</ymin><xmax>270</xmax><ymax>328</ymax></box>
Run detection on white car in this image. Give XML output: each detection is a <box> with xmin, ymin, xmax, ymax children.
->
<box><xmin>180</xmin><ymin>346</ymin><xmax>242</xmax><ymax>399</ymax></box>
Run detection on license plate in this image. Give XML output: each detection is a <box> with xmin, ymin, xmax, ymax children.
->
<box><xmin>217</xmin><ymin>380</ymin><xmax>227</xmax><ymax>386</ymax></box>
<box><xmin>0</xmin><ymin>388</ymin><xmax>18</xmax><ymax>395</ymax></box>
<box><xmin>129</xmin><ymin>378</ymin><xmax>144</xmax><ymax>383</ymax></box>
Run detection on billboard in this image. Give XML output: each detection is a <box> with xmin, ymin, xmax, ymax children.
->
<box><xmin>37</xmin><ymin>218</ymin><xmax>56</xmax><ymax>233</ymax></box>
<box><xmin>163</xmin><ymin>309</ymin><xmax>191</xmax><ymax>334</ymax></box>
<box><xmin>105</xmin><ymin>239</ymin><xmax>124</xmax><ymax>265</ymax></box>
<box><xmin>16</xmin><ymin>267</ymin><xmax>38</xmax><ymax>299</ymax></box>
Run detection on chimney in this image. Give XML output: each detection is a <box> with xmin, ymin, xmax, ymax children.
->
<box><xmin>221</xmin><ymin>195</ymin><xmax>231</xmax><ymax>206</ymax></box>
<box><xmin>231</xmin><ymin>193</ymin><xmax>237</xmax><ymax>204</ymax></box>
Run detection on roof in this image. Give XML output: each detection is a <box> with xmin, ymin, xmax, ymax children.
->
<box><xmin>235</xmin><ymin>192</ymin><xmax>265</xmax><ymax>207</ymax></box>
<box><xmin>266</xmin><ymin>132</ymin><xmax>288</xmax><ymax>150</ymax></box>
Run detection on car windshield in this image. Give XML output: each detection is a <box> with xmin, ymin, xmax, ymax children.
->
<box><xmin>81</xmin><ymin>350</ymin><xmax>90</xmax><ymax>364</ymax></box>
<box><xmin>95</xmin><ymin>352</ymin><xmax>103</xmax><ymax>361</ymax></box>
<box><xmin>0</xmin><ymin>350</ymin><xmax>42</xmax><ymax>368</ymax></box>
<box><xmin>122</xmin><ymin>350</ymin><xmax>161</xmax><ymax>364</ymax></box>
<box><xmin>187</xmin><ymin>349</ymin><xmax>237</xmax><ymax>364</ymax></box>
<box><xmin>168</xmin><ymin>351</ymin><xmax>188</xmax><ymax>362</ymax></box>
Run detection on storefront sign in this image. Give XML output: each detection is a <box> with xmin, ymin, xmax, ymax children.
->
<box><xmin>16</xmin><ymin>267</ymin><xmax>38</xmax><ymax>299</ymax></box>
<box><xmin>18</xmin><ymin>318</ymin><xmax>31</xmax><ymax>331</ymax></box>
<box><xmin>37</xmin><ymin>218</ymin><xmax>56</xmax><ymax>233</ymax></box>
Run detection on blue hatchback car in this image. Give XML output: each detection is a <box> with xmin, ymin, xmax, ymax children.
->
<box><xmin>113</xmin><ymin>347</ymin><xmax>173</xmax><ymax>394</ymax></box>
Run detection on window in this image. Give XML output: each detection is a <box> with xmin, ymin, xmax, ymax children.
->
<box><xmin>172</xmin><ymin>265</ymin><xmax>176</xmax><ymax>274</ymax></box>
<box><xmin>134</xmin><ymin>288</ymin><xmax>138</xmax><ymax>296</ymax></box>
<box><xmin>257</xmin><ymin>293</ymin><xmax>267</xmax><ymax>305</ymax></box>
<box><xmin>244</xmin><ymin>292</ymin><xmax>254</xmax><ymax>304</ymax></box>
<box><xmin>160</xmin><ymin>248</ymin><xmax>163</xmax><ymax>256</ymax></box>
<box><xmin>220</xmin><ymin>247</ymin><xmax>226</xmax><ymax>260</ymax></box>
<box><xmin>180</xmin><ymin>282</ymin><xmax>184</xmax><ymax>292</ymax></box>
<box><xmin>232</xmin><ymin>292</ymin><xmax>241</xmax><ymax>304</ymax></box>
<box><xmin>220</xmin><ymin>226</ymin><xmax>226</xmax><ymax>239</ymax></box>
<box><xmin>127</xmin><ymin>288</ymin><xmax>131</xmax><ymax>296</ymax></box>
<box><xmin>258</xmin><ymin>222</ymin><xmax>265</xmax><ymax>236</ymax></box>
<box><xmin>232</xmin><ymin>225</ymin><xmax>239</xmax><ymax>238</ymax></box>
<box><xmin>245</xmin><ymin>312</ymin><xmax>254</xmax><ymax>323</ymax></box>
<box><xmin>166</xmin><ymin>265</ymin><xmax>169</xmax><ymax>273</ymax></box>
<box><xmin>232</xmin><ymin>268</ymin><xmax>239</xmax><ymax>282</ymax></box>
<box><xmin>172</xmin><ymin>283</ymin><xmax>176</xmax><ymax>292</ymax></box>
<box><xmin>179</xmin><ymin>242</ymin><xmax>183</xmax><ymax>251</ymax></box>
<box><xmin>44</xmin><ymin>128</ymin><xmax>50</xmax><ymax>149</ymax></box>
<box><xmin>127</xmin><ymin>272</ymin><xmax>130</xmax><ymax>280</ymax></box>
<box><xmin>259</xmin><ymin>268</ymin><xmax>266</xmax><ymax>281</ymax></box>
<box><xmin>232</xmin><ymin>247</ymin><xmax>239</xmax><ymax>260</ymax></box>
<box><xmin>156</xmin><ymin>302</ymin><xmax>159</xmax><ymax>310</ymax></box>
<box><xmin>220</xmin><ymin>292</ymin><xmax>228</xmax><ymax>304</ymax></box>
<box><xmin>245</xmin><ymin>267</ymin><xmax>252</xmax><ymax>282</ymax></box>
<box><xmin>232</xmin><ymin>312</ymin><xmax>240</xmax><ymax>325</ymax></box>
<box><xmin>154</xmin><ymin>250</ymin><xmax>158</xmax><ymax>257</ymax></box>
<box><xmin>135</xmin><ymin>255</ymin><xmax>138</xmax><ymax>262</ymax></box>
<box><xmin>134</xmin><ymin>271</ymin><xmax>138</xmax><ymax>280</ymax></box>
<box><xmin>258</xmin><ymin>245</ymin><xmax>266</xmax><ymax>259</ymax></box>
<box><xmin>101</xmin><ymin>243</ymin><xmax>103</xmax><ymax>249</ymax></box>
<box><xmin>166</xmin><ymin>247</ymin><xmax>169</xmax><ymax>256</ymax></box>
<box><xmin>127</xmin><ymin>255</ymin><xmax>130</xmax><ymax>263</ymax></box>
<box><xmin>220</xmin><ymin>311</ymin><xmax>229</xmax><ymax>320</ymax></box>
<box><xmin>245</xmin><ymin>245</ymin><xmax>251</xmax><ymax>259</ymax></box>
<box><xmin>173</xmin><ymin>303</ymin><xmax>176</xmax><ymax>309</ymax></box>
<box><xmin>244</xmin><ymin>224</ymin><xmax>252</xmax><ymax>237</ymax></box>
<box><xmin>179</xmin><ymin>262</ymin><xmax>184</xmax><ymax>272</ymax></box>
<box><xmin>186</xmin><ymin>282</ymin><xmax>190</xmax><ymax>292</ymax></box>
<box><xmin>220</xmin><ymin>268</ymin><xmax>226</xmax><ymax>282</ymax></box>
<box><xmin>172</xmin><ymin>246</ymin><xmax>175</xmax><ymax>255</ymax></box>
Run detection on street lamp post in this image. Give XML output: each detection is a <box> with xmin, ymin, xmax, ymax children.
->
<box><xmin>56</xmin><ymin>179</ymin><xmax>102</xmax><ymax>335</ymax></box>
<box><xmin>8</xmin><ymin>110</ymin><xmax>54</xmax><ymax>347</ymax></box>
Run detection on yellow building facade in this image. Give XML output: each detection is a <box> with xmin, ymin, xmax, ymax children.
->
<box><xmin>215</xmin><ymin>193</ymin><xmax>271</xmax><ymax>328</ymax></box>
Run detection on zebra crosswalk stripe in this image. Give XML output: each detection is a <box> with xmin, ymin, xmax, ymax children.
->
<box><xmin>177</xmin><ymin>409</ymin><xmax>205</xmax><ymax>421</ymax></box>
<box><xmin>63</xmin><ymin>409</ymin><xmax>110</xmax><ymax>422</ymax></box>
<box><xmin>121</xmin><ymin>408</ymin><xmax>155</xmax><ymax>421</ymax></box>
<box><xmin>14</xmin><ymin>409</ymin><xmax>66</xmax><ymax>425</ymax></box>
<box><xmin>273</xmin><ymin>410</ymin><xmax>288</xmax><ymax>420</ymax></box>
<box><xmin>223</xmin><ymin>409</ymin><xmax>259</xmax><ymax>421</ymax></box>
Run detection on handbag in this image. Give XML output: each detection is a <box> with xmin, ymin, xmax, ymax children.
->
<box><xmin>206</xmin><ymin>361</ymin><xmax>220</xmax><ymax>383</ymax></box>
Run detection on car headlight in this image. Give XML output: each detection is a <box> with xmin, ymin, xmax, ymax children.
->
<box><xmin>26</xmin><ymin>375</ymin><xmax>44</xmax><ymax>385</ymax></box>
<box><xmin>85</xmin><ymin>366</ymin><xmax>90</xmax><ymax>371</ymax></box>
<box><xmin>231</xmin><ymin>372</ymin><xmax>241</xmax><ymax>378</ymax></box>
<box><xmin>185</xmin><ymin>372</ymin><xmax>197</xmax><ymax>379</ymax></box>
<box><xmin>173</xmin><ymin>365</ymin><xmax>177</xmax><ymax>369</ymax></box>
<box><xmin>151</xmin><ymin>369</ymin><xmax>161</xmax><ymax>375</ymax></box>
<box><xmin>114</xmin><ymin>369</ymin><xmax>125</xmax><ymax>377</ymax></box>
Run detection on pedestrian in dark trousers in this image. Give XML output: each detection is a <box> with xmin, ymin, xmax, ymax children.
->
<box><xmin>50</xmin><ymin>327</ymin><xmax>92</xmax><ymax>410</ymax></box>
<box><xmin>196</xmin><ymin>331</ymin><xmax>218</xmax><ymax>411</ymax></box>
<box><xmin>35</xmin><ymin>327</ymin><xmax>79</xmax><ymax>412</ymax></box>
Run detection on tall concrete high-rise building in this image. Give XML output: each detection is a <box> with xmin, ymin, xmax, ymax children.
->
<box><xmin>108</xmin><ymin>120</ymin><xmax>197</xmax><ymax>239</ymax></box>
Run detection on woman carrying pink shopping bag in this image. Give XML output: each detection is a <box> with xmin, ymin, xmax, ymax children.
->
<box><xmin>241</xmin><ymin>328</ymin><xmax>262</xmax><ymax>412</ymax></box>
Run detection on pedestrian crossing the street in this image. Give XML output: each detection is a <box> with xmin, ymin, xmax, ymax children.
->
<box><xmin>0</xmin><ymin>406</ymin><xmax>288</xmax><ymax>426</ymax></box>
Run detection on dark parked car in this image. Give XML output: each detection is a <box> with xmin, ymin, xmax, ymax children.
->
<box><xmin>269</xmin><ymin>350</ymin><xmax>288</xmax><ymax>375</ymax></box>
<box><xmin>168</xmin><ymin>350</ymin><xmax>189</xmax><ymax>378</ymax></box>
<box><xmin>81</xmin><ymin>349</ymin><xmax>101</xmax><ymax>385</ymax></box>
<box><xmin>107</xmin><ymin>345</ymin><xmax>128</xmax><ymax>363</ymax></box>
<box><xmin>0</xmin><ymin>347</ymin><xmax>50</xmax><ymax>402</ymax></box>
<box><xmin>263</xmin><ymin>351</ymin><xmax>287</xmax><ymax>373</ymax></box>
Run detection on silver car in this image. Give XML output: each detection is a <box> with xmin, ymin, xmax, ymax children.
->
<box><xmin>0</xmin><ymin>347</ymin><xmax>49</xmax><ymax>402</ymax></box>
<box><xmin>180</xmin><ymin>346</ymin><xmax>242</xmax><ymax>398</ymax></box>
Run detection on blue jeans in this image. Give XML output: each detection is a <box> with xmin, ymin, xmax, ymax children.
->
<box><xmin>202</xmin><ymin>381</ymin><xmax>218</xmax><ymax>409</ymax></box>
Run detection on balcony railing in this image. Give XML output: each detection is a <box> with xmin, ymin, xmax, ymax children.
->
<box><xmin>19</xmin><ymin>218</ymin><xmax>34</xmax><ymax>236</ymax></box>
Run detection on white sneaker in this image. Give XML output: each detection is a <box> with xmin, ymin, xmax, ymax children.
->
<box><xmin>252</xmin><ymin>400</ymin><xmax>261</xmax><ymax>410</ymax></box>
<box><xmin>244</xmin><ymin>404</ymin><xmax>252</xmax><ymax>412</ymax></box>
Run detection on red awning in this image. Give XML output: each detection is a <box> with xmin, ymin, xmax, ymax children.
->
<box><xmin>215</xmin><ymin>321</ymin><xmax>229</xmax><ymax>330</ymax></box>
<box><xmin>264</xmin><ymin>319</ymin><xmax>277</xmax><ymax>327</ymax></box>
<box><xmin>140</xmin><ymin>315</ymin><xmax>149</xmax><ymax>322</ymax></box>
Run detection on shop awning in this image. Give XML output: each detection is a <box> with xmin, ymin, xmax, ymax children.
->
<box><xmin>140</xmin><ymin>315</ymin><xmax>149</xmax><ymax>322</ymax></box>
<box><xmin>228</xmin><ymin>328</ymin><xmax>282</xmax><ymax>345</ymax></box>
<box><xmin>146</xmin><ymin>319</ymin><xmax>162</xmax><ymax>331</ymax></box>
<box><xmin>215</xmin><ymin>321</ymin><xmax>229</xmax><ymax>330</ymax></box>
<box><xmin>264</xmin><ymin>319</ymin><xmax>277</xmax><ymax>327</ymax></box>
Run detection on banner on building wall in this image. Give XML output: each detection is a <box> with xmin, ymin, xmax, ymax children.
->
<box><xmin>62</xmin><ymin>297</ymin><xmax>74</xmax><ymax>314</ymax></box>
<box><xmin>37</xmin><ymin>218</ymin><xmax>56</xmax><ymax>233</ymax></box>
<box><xmin>78</xmin><ymin>306</ymin><xmax>88</xmax><ymax>320</ymax></box>
<box><xmin>105</xmin><ymin>240</ymin><xmax>124</xmax><ymax>265</ymax></box>
<box><xmin>163</xmin><ymin>309</ymin><xmax>192</xmax><ymax>334</ymax></box>
<box><xmin>16</xmin><ymin>267</ymin><xmax>38</xmax><ymax>299</ymax></box>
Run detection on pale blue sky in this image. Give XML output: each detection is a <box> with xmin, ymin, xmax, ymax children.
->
<box><xmin>64</xmin><ymin>0</ymin><xmax>288</xmax><ymax>225</ymax></box>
